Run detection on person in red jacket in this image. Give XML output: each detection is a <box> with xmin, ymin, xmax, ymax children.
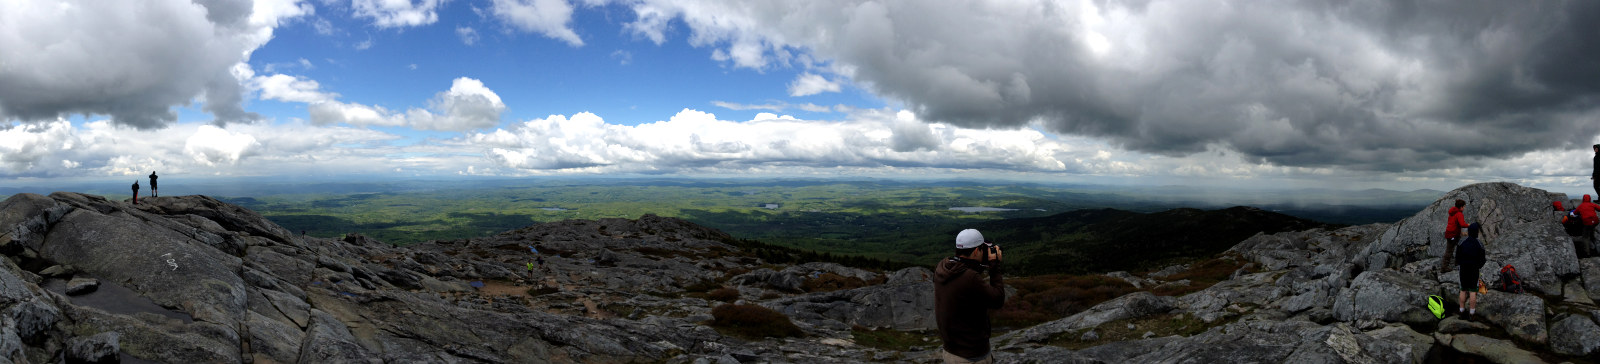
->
<box><xmin>1579</xmin><ymin>195</ymin><xmax>1600</xmax><ymax>241</ymax></box>
<box><xmin>1440</xmin><ymin>199</ymin><xmax>1467</xmax><ymax>274</ymax></box>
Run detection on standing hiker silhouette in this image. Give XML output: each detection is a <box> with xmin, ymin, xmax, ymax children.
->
<box><xmin>149</xmin><ymin>171</ymin><xmax>158</xmax><ymax>197</ymax></box>
<box><xmin>131</xmin><ymin>180</ymin><xmax>140</xmax><ymax>204</ymax></box>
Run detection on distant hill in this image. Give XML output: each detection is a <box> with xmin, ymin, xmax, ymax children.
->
<box><xmin>970</xmin><ymin>206</ymin><xmax>1331</xmax><ymax>275</ymax></box>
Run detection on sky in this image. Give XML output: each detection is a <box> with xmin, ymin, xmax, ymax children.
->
<box><xmin>2</xmin><ymin>0</ymin><xmax>1600</xmax><ymax>195</ymax></box>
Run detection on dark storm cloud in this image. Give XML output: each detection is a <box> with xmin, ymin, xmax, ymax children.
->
<box><xmin>638</xmin><ymin>0</ymin><xmax>1600</xmax><ymax>172</ymax></box>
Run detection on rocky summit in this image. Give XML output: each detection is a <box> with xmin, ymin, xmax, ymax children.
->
<box><xmin>0</xmin><ymin>182</ymin><xmax>1598</xmax><ymax>363</ymax></box>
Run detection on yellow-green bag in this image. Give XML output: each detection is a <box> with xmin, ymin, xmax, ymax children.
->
<box><xmin>1427</xmin><ymin>295</ymin><xmax>1445</xmax><ymax>319</ymax></box>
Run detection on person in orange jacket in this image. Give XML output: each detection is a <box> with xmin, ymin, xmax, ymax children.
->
<box><xmin>1440</xmin><ymin>199</ymin><xmax>1467</xmax><ymax>273</ymax></box>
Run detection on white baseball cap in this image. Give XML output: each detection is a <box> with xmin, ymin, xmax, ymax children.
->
<box><xmin>956</xmin><ymin>229</ymin><xmax>986</xmax><ymax>249</ymax></box>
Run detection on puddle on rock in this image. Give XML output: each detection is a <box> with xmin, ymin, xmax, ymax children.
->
<box><xmin>44</xmin><ymin>278</ymin><xmax>195</xmax><ymax>324</ymax></box>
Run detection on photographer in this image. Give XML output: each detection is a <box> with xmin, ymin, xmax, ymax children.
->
<box><xmin>934</xmin><ymin>229</ymin><xmax>1006</xmax><ymax>364</ymax></box>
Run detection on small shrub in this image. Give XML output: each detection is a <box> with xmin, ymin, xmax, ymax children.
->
<box><xmin>708</xmin><ymin>304</ymin><xmax>804</xmax><ymax>339</ymax></box>
<box><xmin>682</xmin><ymin>279</ymin><xmax>720</xmax><ymax>293</ymax></box>
<box><xmin>1151</xmin><ymin>256</ymin><xmax>1243</xmax><ymax>297</ymax></box>
<box><xmin>722</xmin><ymin>267</ymin><xmax>753</xmax><ymax>280</ymax></box>
<box><xmin>801</xmin><ymin>273</ymin><xmax>869</xmax><ymax>292</ymax></box>
<box><xmin>850</xmin><ymin>325</ymin><xmax>931</xmax><ymax>351</ymax></box>
<box><xmin>707</xmin><ymin>288</ymin><xmax>740</xmax><ymax>302</ymax></box>
<box><xmin>999</xmin><ymin>274</ymin><xmax>1139</xmax><ymax>328</ymax></box>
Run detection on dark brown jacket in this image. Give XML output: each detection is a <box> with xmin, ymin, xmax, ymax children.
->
<box><xmin>934</xmin><ymin>257</ymin><xmax>1006</xmax><ymax>359</ymax></box>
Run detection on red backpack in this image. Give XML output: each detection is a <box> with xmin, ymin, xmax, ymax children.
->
<box><xmin>1496</xmin><ymin>265</ymin><xmax>1525</xmax><ymax>294</ymax></box>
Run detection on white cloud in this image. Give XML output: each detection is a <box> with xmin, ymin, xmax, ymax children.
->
<box><xmin>467</xmin><ymin>108</ymin><xmax>1082</xmax><ymax>173</ymax></box>
<box><xmin>712</xmin><ymin>100</ymin><xmax>835</xmax><ymax>113</ymax></box>
<box><xmin>355</xmin><ymin>38</ymin><xmax>374</xmax><ymax>50</ymax></box>
<box><xmin>492</xmin><ymin>0</ymin><xmax>584</xmax><ymax>46</ymax></box>
<box><xmin>252</xmin><ymin>72</ymin><xmax>504</xmax><ymax>131</ymax></box>
<box><xmin>0</xmin><ymin>0</ymin><xmax>312</xmax><ymax>128</ymax></box>
<box><xmin>308</xmin><ymin>102</ymin><xmax>405</xmax><ymax>127</ymax></box>
<box><xmin>353</xmin><ymin>0</ymin><xmax>443</xmax><ymax>28</ymax></box>
<box><xmin>787</xmin><ymin>73</ymin><xmax>840</xmax><ymax>97</ymax></box>
<box><xmin>0</xmin><ymin>121</ymin><xmax>78</xmax><ymax>173</ymax></box>
<box><xmin>184</xmin><ymin>125</ymin><xmax>260</xmax><ymax>166</ymax></box>
<box><xmin>0</xmin><ymin>119</ymin><xmax>415</xmax><ymax>179</ymax></box>
<box><xmin>457</xmin><ymin>26</ymin><xmax>480</xmax><ymax>45</ymax></box>
<box><xmin>412</xmin><ymin>77</ymin><xmax>508</xmax><ymax>131</ymax></box>
<box><xmin>255</xmin><ymin>74</ymin><xmax>339</xmax><ymax>104</ymax></box>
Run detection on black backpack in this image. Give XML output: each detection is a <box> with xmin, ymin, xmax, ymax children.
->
<box><xmin>1496</xmin><ymin>265</ymin><xmax>1525</xmax><ymax>294</ymax></box>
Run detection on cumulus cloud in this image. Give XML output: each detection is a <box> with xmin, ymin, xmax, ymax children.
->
<box><xmin>492</xmin><ymin>0</ymin><xmax>584</xmax><ymax>46</ymax></box>
<box><xmin>185</xmin><ymin>125</ymin><xmax>260</xmax><ymax>166</ymax></box>
<box><xmin>353</xmin><ymin>0</ymin><xmax>443</xmax><ymax>28</ymax></box>
<box><xmin>787</xmin><ymin>73</ymin><xmax>841</xmax><ymax>97</ymax></box>
<box><xmin>617</xmin><ymin>0</ymin><xmax>1600</xmax><ymax>173</ymax></box>
<box><xmin>0</xmin><ymin>119</ymin><xmax>411</xmax><ymax>179</ymax></box>
<box><xmin>0</xmin><ymin>0</ymin><xmax>311</xmax><ymax>129</ymax></box>
<box><xmin>467</xmin><ymin>109</ymin><xmax>1082</xmax><ymax>174</ymax></box>
<box><xmin>408</xmin><ymin>77</ymin><xmax>509</xmax><ymax>131</ymax></box>
<box><xmin>254</xmin><ymin>73</ymin><xmax>505</xmax><ymax>131</ymax></box>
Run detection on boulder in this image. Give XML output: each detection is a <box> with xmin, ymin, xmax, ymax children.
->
<box><xmin>1178</xmin><ymin>271</ymin><xmax>1289</xmax><ymax>323</ymax></box>
<box><xmin>1002</xmin><ymin>345</ymin><xmax>1105</xmax><ymax>364</ymax></box>
<box><xmin>1548</xmin><ymin>314</ymin><xmax>1600</xmax><ymax>356</ymax></box>
<box><xmin>1005</xmin><ymin>292</ymin><xmax>1176</xmax><ymax>344</ymax></box>
<box><xmin>38</xmin><ymin>265</ymin><xmax>76</xmax><ymax>279</ymax></box>
<box><xmin>1563</xmin><ymin>278</ymin><xmax>1594</xmax><ymax>305</ymax></box>
<box><xmin>1124</xmin><ymin>321</ymin><xmax>1408</xmax><ymax>363</ymax></box>
<box><xmin>6</xmin><ymin>299</ymin><xmax>60</xmax><ymax>344</ymax></box>
<box><xmin>885</xmin><ymin>267</ymin><xmax>932</xmax><ymax>285</ymax></box>
<box><xmin>65</xmin><ymin>332</ymin><xmax>120</xmax><ymax>364</ymax></box>
<box><xmin>763</xmin><ymin>281</ymin><xmax>936</xmax><ymax>331</ymax></box>
<box><xmin>1438</xmin><ymin>316</ymin><xmax>1491</xmax><ymax>334</ymax></box>
<box><xmin>247</xmin><ymin>311</ymin><xmax>305</xmax><ymax>363</ymax></box>
<box><xmin>1275</xmin><ymin>284</ymin><xmax>1327</xmax><ymax>313</ymax></box>
<box><xmin>41</xmin><ymin>209</ymin><xmax>247</xmax><ymax>328</ymax></box>
<box><xmin>1437</xmin><ymin>333</ymin><xmax>1546</xmax><ymax>364</ymax></box>
<box><xmin>133</xmin><ymin>194</ymin><xmax>296</xmax><ymax>244</ymax></box>
<box><xmin>1358</xmin><ymin>183</ymin><xmax>1575</xmax><ymax>295</ymax></box>
<box><xmin>1582</xmin><ymin>257</ymin><xmax>1600</xmax><ymax>301</ymax></box>
<box><xmin>0</xmin><ymin>193</ymin><xmax>70</xmax><ymax>253</ymax></box>
<box><xmin>65</xmin><ymin>277</ymin><xmax>99</xmax><ymax>296</ymax></box>
<box><xmin>1475</xmin><ymin>291</ymin><xmax>1547</xmax><ymax>345</ymax></box>
<box><xmin>728</xmin><ymin>268</ymin><xmax>803</xmax><ymax>293</ymax></box>
<box><xmin>1070</xmin><ymin>336</ymin><xmax>1178</xmax><ymax>363</ymax></box>
<box><xmin>1332</xmin><ymin>269</ymin><xmax>1437</xmax><ymax>325</ymax></box>
<box><xmin>1366</xmin><ymin>324</ymin><xmax>1434</xmax><ymax>364</ymax></box>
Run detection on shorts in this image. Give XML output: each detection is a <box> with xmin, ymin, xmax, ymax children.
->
<box><xmin>1459</xmin><ymin>268</ymin><xmax>1479</xmax><ymax>292</ymax></box>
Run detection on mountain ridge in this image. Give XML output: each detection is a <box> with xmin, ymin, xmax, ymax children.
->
<box><xmin>0</xmin><ymin>182</ymin><xmax>1597</xmax><ymax>363</ymax></box>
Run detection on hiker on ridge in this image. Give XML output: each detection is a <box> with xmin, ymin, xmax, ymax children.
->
<box><xmin>1440</xmin><ymin>199</ymin><xmax>1468</xmax><ymax>273</ymax></box>
<box><xmin>131</xmin><ymin>180</ymin><xmax>140</xmax><ymax>204</ymax></box>
<box><xmin>1455</xmin><ymin>223</ymin><xmax>1487</xmax><ymax>320</ymax></box>
<box><xmin>149</xmin><ymin>171</ymin><xmax>158</xmax><ymax>197</ymax></box>
<box><xmin>935</xmin><ymin>229</ymin><xmax>1005</xmax><ymax>364</ymax></box>
<box><xmin>1592</xmin><ymin>144</ymin><xmax>1599</xmax><ymax>197</ymax></box>
<box><xmin>1579</xmin><ymin>195</ymin><xmax>1600</xmax><ymax>241</ymax></box>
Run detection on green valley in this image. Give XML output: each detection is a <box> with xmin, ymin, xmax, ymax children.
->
<box><xmin>201</xmin><ymin>178</ymin><xmax>1435</xmax><ymax>275</ymax></box>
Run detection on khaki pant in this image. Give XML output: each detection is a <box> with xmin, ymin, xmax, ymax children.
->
<box><xmin>1440</xmin><ymin>236</ymin><xmax>1458</xmax><ymax>273</ymax></box>
<box><xmin>941</xmin><ymin>350</ymin><xmax>993</xmax><ymax>364</ymax></box>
